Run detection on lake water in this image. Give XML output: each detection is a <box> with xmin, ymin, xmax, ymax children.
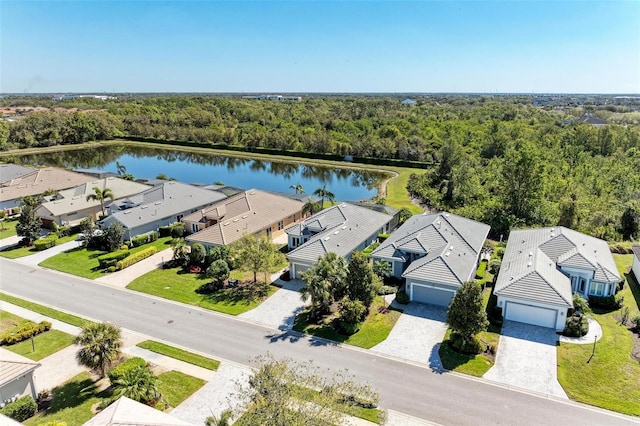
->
<box><xmin>11</xmin><ymin>145</ymin><xmax>386</xmax><ymax>201</ymax></box>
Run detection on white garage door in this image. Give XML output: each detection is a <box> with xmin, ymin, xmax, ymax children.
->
<box><xmin>292</xmin><ymin>263</ymin><xmax>309</xmax><ymax>280</ymax></box>
<box><xmin>505</xmin><ymin>302</ymin><xmax>557</xmax><ymax>328</ymax></box>
<box><xmin>411</xmin><ymin>284</ymin><xmax>455</xmax><ymax>307</ymax></box>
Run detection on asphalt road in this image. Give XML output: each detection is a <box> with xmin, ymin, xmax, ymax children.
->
<box><xmin>0</xmin><ymin>258</ymin><xmax>637</xmax><ymax>425</ymax></box>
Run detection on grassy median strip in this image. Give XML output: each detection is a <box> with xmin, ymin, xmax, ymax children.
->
<box><xmin>137</xmin><ymin>340</ymin><xmax>220</xmax><ymax>371</ymax></box>
<box><xmin>0</xmin><ymin>292</ymin><xmax>92</xmax><ymax>327</ymax></box>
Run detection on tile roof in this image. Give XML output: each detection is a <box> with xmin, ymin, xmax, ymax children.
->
<box><xmin>372</xmin><ymin>212</ymin><xmax>490</xmax><ymax>285</ymax></box>
<box><xmin>286</xmin><ymin>203</ymin><xmax>393</xmax><ymax>262</ymax></box>
<box><xmin>185</xmin><ymin>189</ymin><xmax>303</xmax><ymax>246</ymax></box>
<box><xmin>0</xmin><ymin>164</ymin><xmax>36</xmax><ymax>183</ymax></box>
<box><xmin>84</xmin><ymin>396</ymin><xmax>192</xmax><ymax>426</ymax></box>
<box><xmin>37</xmin><ymin>177</ymin><xmax>150</xmax><ymax>216</ymax></box>
<box><xmin>0</xmin><ymin>349</ymin><xmax>40</xmax><ymax>388</ymax></box>
<box><xmin>633</xmin><ymin>246</ymin><xmax>640</xmax><ymax>261</ymax></box>
<box><xmin>0</xmin><ymin>167</ymin><xmax>94</xmax><ymax>203</ymax></box>
<box><xmin>494</xmin><ymin>227</ymin><xmax>620</xmax><ymax>307</ymax></box>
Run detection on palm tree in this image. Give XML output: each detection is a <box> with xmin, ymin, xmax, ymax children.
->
<box><xmin>300</xmin><ymin>252</ymin><xmax>347</xmax><ymax>320</ymax></box>
<box><xmin>112</xmin><ymin>364</ymin><xmax>160</xmax><ymax>404</ymax></box>
<box><xmin>301</xmin><ymin>200</ymin><xmax>318</xmax><ymax>217</ymax></box>
<box><xmin>74</xmin><ymin>322</ymin><xmax>122</xmax><ymax>378</ymax></box>
<box><xmin>171</xmin><ymin>238</ymin><xmax>189</xmax><ymax>267</ymax></box>
<box><xmin>86</xmin><ymin>186</ymin><xmax>114</xmax><ymax>218</ymax></box>
<box><xmin>289</xmin><ymin>184</ymin><xmax>304</xmax><ymax>194</ymax></box>
<box><xmin>313</xmin><ymin>185</ymin><xmax>335</xmax><ymax>210</ymax></box>
<box><xmin>206</xmin><ymin>409</ymin><xmax>234</xmax><ymax>426</ymax></box>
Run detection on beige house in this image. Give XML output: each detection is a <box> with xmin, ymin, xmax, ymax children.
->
<box><xmin>0</xmin><ymin>167</ymin><xmax>94</xmax><ymax>210</ymax></box>
<box><xmin>0</xmin><ymin>349</ymin><xmax>40</xmax><ymax>408</ymax></box>
<box><xmin>184</xmin><ymin>189</ymin><xmax>304</xmax><ymax>248</ymax></box>
<box><xmin>37</xmin><ymin>177</ymin><xmax>150</xmax><ymax>227</ymax></box>
<box><xmin>84</xmin><ymin>396</ymin><xmax>192</xmax><ymax>425</ymax></box>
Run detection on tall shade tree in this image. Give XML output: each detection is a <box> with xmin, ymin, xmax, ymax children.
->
<box><xmin>300</xmin><ymin>252</ymin><xmax>347</xmax><ymax>319</ymax></box>
<box><xmin>16</xmin><ymin>196</ymin><xmax>42</xmax><ymax>245</ymax></box>
<box><xmin>289</xmin><ymin>184</ymin><xmax>304</xmax><ymax>194</ymax></box>
<box><xmin>446</xmin><ymin>281</ymin><xmax>488</xmax><ymax>353</ymax></box>
<box><xmin>231</xmin><ymin>233</ymin><xmax>284</xmax><ymax>283</ymax></box>
<box><xmin>74</xmin><ymin>322</ymin><xmax>122</xmax><ymax>378</ymax></box>
<box><xmin>233</xmin><ymin>354</ymin><xmax>379</xmax><ymax>426</ymax></box>
<box><xmin>86</xmin><ymin>186</ymin><xmax>114</xmax><ymax>218</ymax></box>
<box><xmin>313</xmin><ymin>185</ymin><xmax>335</xmax><ymax>210</ymax></box>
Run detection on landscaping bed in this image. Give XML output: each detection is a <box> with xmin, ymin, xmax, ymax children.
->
<box><xmin>0</xmin><ymin>233</ymin><xmax>78</xmax><ymax>259</ymax></box>
<box><xmin>0</xmin><ymin>311</ymin><xmax>75</xmax><ymax>361</ymax></box>
<box><xmin>293</xmin><ymin>297</ymin><xmax>401</xmax><ymax>349</ymax></box>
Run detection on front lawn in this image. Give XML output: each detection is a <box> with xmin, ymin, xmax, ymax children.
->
<box><xmin>0</xmin><ymin>310</ymin><xmax>32</xmax><ymax>333</ymax></box>
<box><xmin>39</xmin><ymin>237</ymin><xmax>172</xmax><ymax>279</ymax></box>
<box><xmin>0</xmin><ymin>219</ymin><xmax>18</xmax><ymax>239</ymax></box>
<box><xmin>5</xmin><ymin>330</ymin><xmax>75</xmax><ymax>361</ymax></box>
<box><xmin>293</xmin><ymin>297</ymin><xmax>402</xmax><ymax>349</ymax></box>
<box><xmin>128</xmin><ymin>267</ymin><xmax>277</xmax><ymax>315</ymax></box>
<box><xmin>0</xmin><ymin>234</ymin><xmax>79</xmax><ymax>259</ymax></box>
<box><xmin>157</xmin><ymin>370</ymin><xmax>205</xmax><ymax>408</ymax></box>
<box><xmin>557</xmin><ymin>254</ymin><xmax>640</xmax><ymax>416</ymax></box>
<box><xmin>137</xmin><ymin>340</ymin><xmax>220</xmax><ymax>370</ymax></box>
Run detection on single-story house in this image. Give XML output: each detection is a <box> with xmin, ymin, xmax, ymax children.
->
<box><xmin>99</xmin><ymin>181</ymin><xmax>227</xmax><ymax>240</ymax></box>
<box><xmin>0</xmin><ymin>167</ymin><xmax>94</xmax><ymax>210</ymax></box>
<box><xmin>371</xmin><ymin>212</ymin><xmax>490</xmax><ymax>306</ymax></box>
<box><xmin>84</xmin><ymin>396</ymin><xmax>192</xmax><ymax>426</ymax></box>
<box><xmin>286</xmin><ymin>203</ymin><xmax>394</xmax><ymax>279</ymax></box>
<box><xmin>72</xmin><ymin>168</ymin><xmax>119</xmax><ymax>180</ymax></box>
<box><xmin>632</xmin><ymin>246</ymin><xmax>640</xmax><ymax>282</ymax></box>
<box><xmin>493</xmin><ymin>227</ymin><xmax>621</xmax><ymax>331</ymax></box>
<box><xmin>0</xmin><ymin>349</ymin><xmax>40</xmax><ymax>408</ymax></box>
<box><xmin>0</xmin><ymin>164</ymin><xmax>36</xmax><ymax>184</ymax></box>
<box><xmin>184</xmin><ymin>189</ymin><xmax>304</xmax><ymax>248</ymax></box>
<box><xmin>36</xmin><ymin>177</ymin><xmax>150</xmax><ymax>227</ymax></box>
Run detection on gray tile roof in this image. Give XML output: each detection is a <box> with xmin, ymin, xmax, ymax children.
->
<box><xmin>494</xmin><ymin>227</ymin><xmax>620</xmax><ymax>307</ymax></box>
<box><xmin>286</xmin><ymin>203</ymin><xmax>392</xmax><ymax>262</ymax></box>
<box><xmin>0</xmin><ymin>350</ymin><xmax>39</xmax><ymax>388</ymax></box>
<box><xmin>100</xmin><ymin>182</ymin><xmax>227</xmax><ymax>230</ymax></box>
<box><xmin>371</xmin><ymin>212</ymin><xmax>490</xmax><ymax>285</ymax></box>
<box><xmin>633</xmin><ymin>246</ymin><xmax>640</xmax><ymax>261</ymax></box>
<box><xmin>0</xmin><ymin>164</ymin><xmax>36</xmax><ymax>183</ymax></box>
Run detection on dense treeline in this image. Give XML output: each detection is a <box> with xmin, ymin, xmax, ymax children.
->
<box><xmin>0</xmin><ymin>95</ymin><xmax>638</xmax><ymax>240</ymax></box>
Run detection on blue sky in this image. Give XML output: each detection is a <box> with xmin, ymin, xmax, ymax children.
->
<box><xmin>1</xmin><ymin>1</ymin><xmax>639</xmax><ymax>93</ymax></box>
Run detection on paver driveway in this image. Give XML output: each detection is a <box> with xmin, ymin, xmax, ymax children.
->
<box><xmin>483</xmin><ymin>321</ymin><xmax>567</xmax><ymax>398</ymax></box>
<box><xmin>239</xmin><ymin>279</ymin><xmax>307</xmax><ymax>330</ymax></box>
<box><xmin>371</xmin><ymin>302</ymin><xmax>448</xmax><ymax>370</ymax></box>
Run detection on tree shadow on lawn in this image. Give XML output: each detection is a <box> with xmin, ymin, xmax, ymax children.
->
<box><xmin>46</xmin><ymin>377</ymin><xmax>110</xmax><ymax>415</ymax></box>
<box><xmin>201</xmin><ymin>283</ymin><xmax>269</xmax><ymax>305</ymax></box>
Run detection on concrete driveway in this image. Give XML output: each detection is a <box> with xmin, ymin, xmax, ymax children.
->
<box><xmin>239</xmin><ymin>278</ymin><xmax>307</xmax><ymax>330</ymax></box>
<box><xmin>483</xmin><ymin>321</ymin><xmax>567</xmax><ymax>398</ymax></box>
<box><xmin>18</xmin><ymin>240</ymin><xmax>81</xmax><ymax>266</ymax></box>
<box><xmin>371</xmin><ymin>302</ymin><xmax>448</xmax><ymax>370</ymax></box>
<box><xmin>95</xmin><ymin>248</ymin><xmax>173</xmax><ymax>288</ymax></box>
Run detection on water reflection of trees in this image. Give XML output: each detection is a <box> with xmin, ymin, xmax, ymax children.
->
<box><xmin>15</xmin><ymin>144</ymin><xmax>384</xmax><ymax>193</ymax></box>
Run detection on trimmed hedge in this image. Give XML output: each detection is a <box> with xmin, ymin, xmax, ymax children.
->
<box><xmin>588</xmin><ymin>295</ymin><xmax>624</xmax><ymax>311</ymax></box>
<box><xmin>34</xmin><ymin>236</ymin><xmax>57</xmax><ymax>251</ymax></box>
<box><xmin>98</xmin><ymin>250</ymin><xmax>130</xmax><ymax>268</ymax></box>
<box><xmin>108</xmin><ymin>357</ymin><xmax>147</xmax><ymax>383</ymax></box>
<box><xmin>0</xmin><ymin>321</ymin><xmax>52</xmax><ymax>346</ymax></box>
<box><xmin>131</xmin><ymin>231</ymin><xmax>159</xmax><ymax>247</ymax></box>
<box><xmin>116</xmin><ymin>247</ymin><xmax>157</xmax><ymax>270</ymax></box>
<box><xmin>475</xmin><ymin>260</ymin><xmax>487</xmax><ymax>279</ymax></box>
<box><xmin>0</xmin><ymin>395</ymin><xmax>37</xmax><ymax>421</ymax></box>
<box><xmin>395</xmin><ymin>290</ymin><xmax>410</xmax><ymax>304</ymax></box>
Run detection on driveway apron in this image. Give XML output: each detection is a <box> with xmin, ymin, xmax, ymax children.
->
<box><xmin>483</xmin><ymin>321</ymin><xmax>567</xmax><ymax>398</ymax></box>
<box><xmin>17</xmin><ymin>240</ymin><xmax>80</xmax><ymax>266</ymax></box>
<box><xmin>239</xmin><ymin>279</ymin><xmax>307</xmax><ymax>330</ymax></box>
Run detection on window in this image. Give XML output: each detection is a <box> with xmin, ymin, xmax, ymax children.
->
<box><xmin>191</xmin><ymin>223</ymin><xmax>198</xmax><ymax>233</ymax></box>
<box><xmin>590</xmin><ymin>282</ymin><xmax>604</xmax><ymax>296</ymax></box>
<box><xmin>278</xmin><ymin>220</ymin><xmax>284</xmax><ymax>230</ymax></box>
<box><xmin>570</xmin><ymin>276</ymin><xmax>577</xmax><ymax>292</ymax></box>
<box><xmin>266</xmin><ymin>227</ymin><xmax>272</xmax><ymax>237</ymax></box>
<box><xmin>579</xmin><ymin>278</ymin><xmax>586</xmax><ymax>293</ymax></box>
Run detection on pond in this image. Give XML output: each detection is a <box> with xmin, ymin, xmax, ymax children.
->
<box><xmin>9</xmin><ymin>145</ymin><xmax>386</xmax><ymax>201</ymax></box>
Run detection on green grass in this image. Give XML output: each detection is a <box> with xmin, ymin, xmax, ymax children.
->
<box><xmin>557</xmin><ymin>254</ymin><xmax>640</xmax><ymax>416</ymax></box>
<box><xmin>128</xmin><ymin>267</ymin><xmax>277</xmax><ymax>315</ymax></box>
<box><xmin>0</xmin><ymin>310</ymin><xmax>32</xmax><ymax>333</ymax></box>
<box><xmin>23</xmin><ymin>372</ymin><xmax>109</xmax><ymax>426</ymax></box>
<box><xmin>5</xmin><ymin>329</ymin><xmax>75</xmax><ymax>361</ymax></box>
<box><xmin>293</xmin><ymin>297</ymin><xmax>402</xmax><ymax>349</ymax></box>
<box><xmin>0</xmin><ymin>234</ymin><xmax>79</xmax><ymax>259</ymax></box>
<box><xmin>383</xmin><ymin>166</ymin><xmax>424</xmax><ymax>213</ymax></box>
<box><xmin>0</xmin><ymin>219</ymin><xmax>18</xmax><ymax>239</ymax></box>
<box><xmin>352</xmin><ymin>406</ymin><xmax>386</xmax><ymax>424</ymax></box>
<box><xmin>39</xmin><ymin>237</ymin><xmax>172</xmax><ymax>279</ymax></box>
<box><xmin>0</xmin><ymin>292</ymin><xmax>92</xmax><ymax>327</ymax></box>
<box><xmin>137</xmin><ymin>340</ymin><xmax>220</xmax><ymax>370</ymax></box>
<box><xmin>157</xmin><ymin>370</ymin><xmax>205</xmax><ymax>408</ymax></box>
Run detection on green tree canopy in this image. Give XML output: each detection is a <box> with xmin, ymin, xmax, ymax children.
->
<box><xmin>74</xmin><ymin>322</ymin><xmax>122</xmax><ymax>378</ymax></box>
<box><xmin>447</xmin><ymin>281</ymin><xmax>489</xmax><ymax>353</ymax></box>
<box><xmin>16</xmin><ymin>196</ymin><xmax>42</xmax><ymax>245</ymax></box>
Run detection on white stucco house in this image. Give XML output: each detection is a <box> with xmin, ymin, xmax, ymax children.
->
<box><xmin>0</xmin><ymin>350</ymin><xmax>40</xmax><ymax>408</ymax></box>
<box><xmin>493</xmin><ymin>227</ymin><xmax>621</xmax><ymax>331</ymax></box>
<box><xmin>632</xmin><ymin>246</ymin><xmax>640</xmax><ymax>283</ymax></box>
<box><xmin>370</xmin><ymin>212</ymin><xmax>490</xmax><ymax>306</ymax></box>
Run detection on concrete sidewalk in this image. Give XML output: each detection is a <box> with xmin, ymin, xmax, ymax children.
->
<box><xmin>94</xmin><ymin>247</ymin><xmax>173</xmax><ymax>288</ymax></box>
<box><xmin>0</xmin><ymin>235</ymin><xmax>21</xmax><ymax>251</ymax></box>
<box><xmin>18</xmin><ymin>240</ymin><xmax>82</xmax><ymax>266</ymax></box>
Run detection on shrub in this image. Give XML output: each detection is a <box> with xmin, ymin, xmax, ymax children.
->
<box><xmin>108</xmin><ymin>357</ymin><xmax>147</xmax><ymax>384</ymax></box>
<box><xmin>0</xmin><ymin>321</ymin><xmax>51</xmax><ymax>345</ymax></box>
<box><xmin>131</xmin><ymin>235</ymin><xmax>149</xmax><ymax>247</ymax></box>
<box><xmin>196</xmin><ymin>281</ymin><xmax>225</xmax><ymax>294</ymax></box>
<box><xmin>170</xmin><ymin>223</ymin><xmax>184</xmax><ymax>238</ymax></box>
<box><xmin>631</xmin><ymin>315</ymin><xmax>640</xmax><ymax>331</ymax></box>
<box><xmin>337</xmin><ymin>298</ymin><xmax>366</xmax><ymax>335</ymax></box>
<box><xmin>107</xmin><ymin>266</ymin><xmax>116</xmax><ymax>273</ymax></box>
<box><xmin>158</xmin><ymin>225</ymin><xmax>172</xmax><ymax>237</ymax></box>
<box><xmin>116</xmin><ymin>247</ymin><xmax>157</xmax><ymax>269</ymax></box>
<box><xmin>395</xmin><ymin>289</ymin><xmax>410</xmax><ymax>304</ymax></box>
<box><xmin>377</xmin><ymin>285</ymin><xmax>397</xmax><ymax>295</ymax></box>
<box><xmin>34</xmin><ymin>236</ymin><xmax>57</xmax><ymax>251</ymax></box>
<box><xmin>98</xmin><ymin>250</ymin><xmax>130</xmax><ymax>268</ymax></box>
<box><xmin>494</xmin><ymin>247</ymin><xmax>505</xmax><ymax>259</ymax></box>
<box><xmin>475</xmin><ymin>260</ymin><xmax>487</xmax><ymax>279</ymax></box>
<box><xmin>564</xmin><ymin>314</ymin><xmax>589</xmax><ymax>337</ymax></box>
<box><xmin>448</xmin><ymin>332</ymin><xmax>483</xmax><ymax>355</ymax></box>
<box><xmin>588</xmin><ymin>294</ymin><xmax>624</xmax><ymax>311</ymax></box>
<box><xmin>205</xmin><ymin>259</ymin><xmax>230</xmax><ymax>283</ymax></box>
<box><xmin>0</xmin><ymin>395</ymin><xmax>37</xmax><ymax>421</ymax></box>
<box><xmin>377</xmin><ymin>233</ymin><xmax>390</xmax><ymax>242</ymax></box>
<box><xmin>488</xmin><ymin>259</ymin><xmax>502</xmax><ymax>275</ymax></box>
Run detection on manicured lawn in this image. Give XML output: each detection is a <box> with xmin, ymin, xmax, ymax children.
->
<box><xmin>23</xmin><ymin>372</ymin><xmax>108</xmax><ymax>426</ymax></box>
<box><xmin>557</xmin><ymin>254</ymin><xmax>640</xmax><ymax>416</ymax></box>
<box><xmin>39</xmin><ymin>237</ymin><xmax>172</xmax><ymax>279</ymax></box>
<box><xmin>384</xmin><ymin>166</ymin><xmax>424</xmax><ymax>213</ymax></box>
<box><xmin>0</xmin><ymin>310</ymin><xmax>32</xmax><ymax>333</ymax></box>
<box><xmin>0</xmin><ymin>292</ymin><xmax>92</xmax><ymax>327</ymax></box>
<box><xmin>137</xmin><ymin>340</ymin><xmax>220</xmax><ymax>370</ymax></box>
<box><xmin>5</xmin><ymin>330</ymin><xmax>75</xmax><ymax>361</ymax></box>
<box><xmin>293</xmin><ymin>297</ymin><xmax>402</xmax><ymax>349</ymax></box>
<box><xmin>0</xmin><ymin>219</ymin><xmax>18</xmax><ymax>239</ymax></box>
<box><xmin>128</xmin><ymin>267</ymin><xmax>277</xmax><ymax>315</ymax></box>
<box><xmin>0</xmin><ymin>234</ymin><xmax>79</xmax><ymax>259</ymax></box>
<box><xmin>157</xmin><ymin>370</ymin><xmax>205</xmax><ymax>408</ymax></box>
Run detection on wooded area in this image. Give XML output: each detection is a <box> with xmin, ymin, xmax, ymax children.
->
<box><xmin>0</xmin><ymin>95</ymin><xmax>638</xmax><ymax>240</ymax></box>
